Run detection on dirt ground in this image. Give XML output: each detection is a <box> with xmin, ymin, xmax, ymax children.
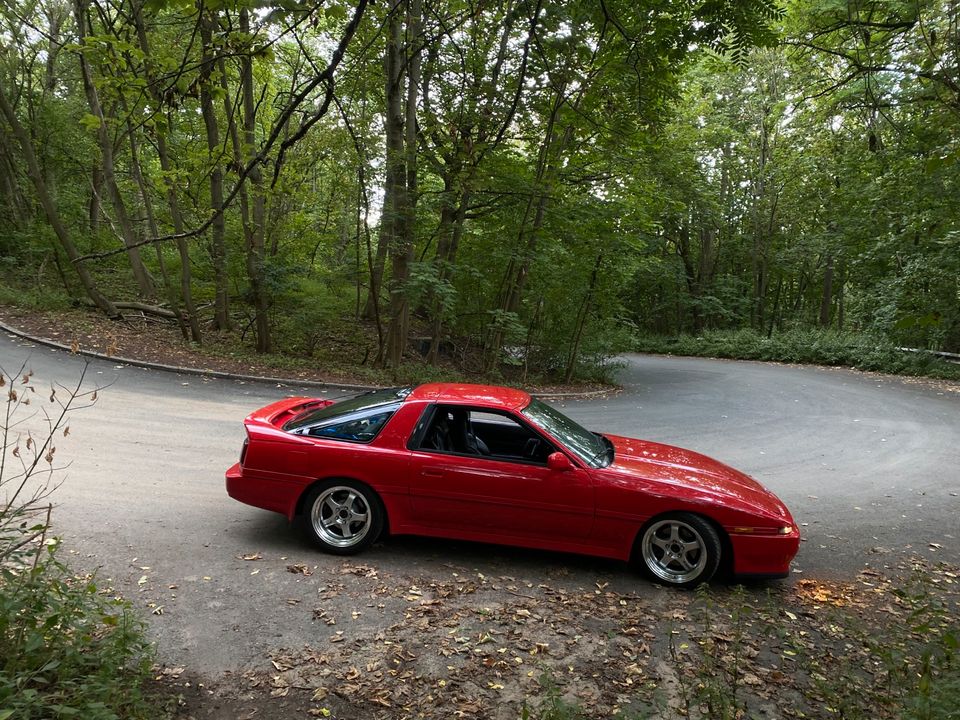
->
<box><xmin>0</xmin><ymin>304</ymin><xmax>382</xmax><ymax>386</ymax></box>
<box><xmin>0</xmin><ymin>304</ymin><xmax>614</xmax><ymax>396</ymax></box>
<box><xmin>147</xmin><ymin>554</ymin><xmax>959</xmax><ymax>720</ymax></box>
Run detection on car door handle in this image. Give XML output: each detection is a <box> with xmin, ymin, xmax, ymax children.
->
<box><xmin>421</xmin><ymin>469</ymin><xmax>444</xmax><ymax>478</ymax></box>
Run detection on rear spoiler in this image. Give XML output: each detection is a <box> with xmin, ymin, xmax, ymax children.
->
<box><xmin>247</xmin><ymin>397</ymin><xmax>336</xmax><ymax>429</ymax></box>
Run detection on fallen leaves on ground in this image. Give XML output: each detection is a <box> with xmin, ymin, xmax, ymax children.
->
<box><xmin>166</xmin><ymin>556</ymin><xmax>959</xmax><ymax>720</ymax></box>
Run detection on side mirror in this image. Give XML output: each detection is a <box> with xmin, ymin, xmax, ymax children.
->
<box><xmin>547</xmin><ymin>452</ymin><xmax>573</xmax><ymax>472</ymax></box>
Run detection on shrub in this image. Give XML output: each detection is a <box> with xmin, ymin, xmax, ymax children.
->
<box><xmin>634</xmin><ymin>328</ymin><xmax>960</xmax><ymax>380</ymax></box>
<box><xmin>0</xmin><ymin>543</ymin><xmax>155</xmax><ymax>720</ymax></box>
<box><xmin>0</xmin><ymin>362</ymin><xmax>156</xmax><ymax>720</ymax></box>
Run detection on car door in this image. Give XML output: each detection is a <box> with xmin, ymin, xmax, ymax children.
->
<box><xmin>408</xmin><ymin>405</ymin><xmax>594</xmax><ymax>543</ymax></box>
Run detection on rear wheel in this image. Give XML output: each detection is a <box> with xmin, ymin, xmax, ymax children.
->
<box><xmin>303</xmin><ymin>480</ymin><xmax>383</xmax><ymax>555</ymax></box>
<box><xmin>637</xmin><ymin>513</ymin><xmax>722</xmax><ymax>588</ymax></box>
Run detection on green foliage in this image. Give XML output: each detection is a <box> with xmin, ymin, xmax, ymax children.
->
<box><xmin>0</xmin><ymin>0</ymin><xmax>954</xmax><ymax>382</ymax></box>
<box><xmin>520</xmin><ymin>670</ymin><xmax>589</xmax><ymax>720</ymax></box>
<box><xmin>406</xmin><ymin>262</ymin><xmax>457</xmax><ymax>323</ymax></box>
<box><xmin>0</xmin><ymin>365</ymin><xmax>156</xmax><ymax>720</ymax></box>
<box><xmin>266</xmin><ymin>272</ymin><xmax>354</xmax><ymax>355</ymax></box>
<box><xmin>634</xmin><ymin>328</ymin><xmax>960</xmax><ymax>379</ymax></box>
<box><xmin>892</xmin><ymin>577</ymin><xmax>960</xmax><ymax>720</ymax></box>
<box><xmin>0</xmin><ymin>281</ymin><xmax>72</xmax><ymax>312</ymax></box>
<box><xmin>0</xmin><ymin>543</ymin><xmax>155</xmax><ymax>720</ymax></box>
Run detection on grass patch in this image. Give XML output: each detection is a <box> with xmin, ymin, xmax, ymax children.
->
<box><xmin>635</xmin><ymin>328</ymin><xmax>960</xmax><ymax>380</ymax></box>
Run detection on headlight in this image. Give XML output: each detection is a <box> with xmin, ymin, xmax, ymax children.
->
<box><xmin>731</xmin><ymin>525</ymin><xmax>796</xmax><ymax>535</ymax></box>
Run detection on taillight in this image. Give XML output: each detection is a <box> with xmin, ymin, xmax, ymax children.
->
<box><xmin>239</xmin><ymin>437</ymin><xmax>249</xmax><ymax>466</ymax></box>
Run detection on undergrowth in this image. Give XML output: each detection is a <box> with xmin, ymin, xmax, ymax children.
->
<box><xmin>0</xmin><ymin>362</ymin><xmax>158</xmax><ymax>719</ymax></box>
<box><xmin>0</xmin><ymin>542</ymin><xmax>155</xmax><ymax>719</ymax></box>
<box><xmin>0</xmin><ymin>280</ymin><xmax>71</xmax><ymax>312</ymax></box>
<box><xmin>635</xmin><ymin>328</ymin><xmax>960</xmax><ymax>380</ymax></box>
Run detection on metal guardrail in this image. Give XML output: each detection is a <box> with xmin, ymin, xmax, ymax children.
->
<box><xmin>898</xmin><ymin>347</ymin><xmax>960</xmax><ymax>364</ymax></box>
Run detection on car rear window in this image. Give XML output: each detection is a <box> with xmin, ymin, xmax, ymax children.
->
<box><xmin>283</xmin><ymin>387</ymin><xmax>412</xmax><ymax>431</ymax></box>
<box><xmin>306</xmin><ymin>405</ymin><xmax>400</xmax><ymax>442</ymax></box>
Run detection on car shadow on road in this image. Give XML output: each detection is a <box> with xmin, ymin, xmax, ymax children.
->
<box><xmin>226</xmin><ymin>511</ymin><xmax>785</xmax><ymax>595</ymax></box>
<box><xmin>227</xmin><ymin>510</ymin><xmax>638</xmax><ymax>586</ymax></box>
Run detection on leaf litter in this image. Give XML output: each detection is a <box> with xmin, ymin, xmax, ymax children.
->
<box><xmin>157</xmin><ymin>555</ymin><xmax>960</xmax><ymax>720</ymax></box>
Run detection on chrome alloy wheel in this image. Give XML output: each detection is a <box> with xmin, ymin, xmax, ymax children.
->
<box><xmin>641</xmin><ymin>518</ymin><xmax>709</xmax><ymax>585</ymax></box>
<box><xmin>311</xmin><ymin>486</ymin><xmax>372</xmax><ymax>548</ymax></box>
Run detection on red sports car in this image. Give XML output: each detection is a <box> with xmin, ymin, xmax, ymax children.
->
<box><xmin>226</xmin><ymin>383</ymin><xmax>799</xmax><ymax>587</ymax></box>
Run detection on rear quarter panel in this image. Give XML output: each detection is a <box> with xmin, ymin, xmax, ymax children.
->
<box><xmin>241</xmin><ymin>400</ymin><xmax>424</xmax><ymax>522</ymax></box>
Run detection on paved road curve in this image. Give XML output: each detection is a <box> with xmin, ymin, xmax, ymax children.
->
<box><xmin>2</xmin><ymin>332</ymin><xmax>958</xmax><ymax>674</ymax></box>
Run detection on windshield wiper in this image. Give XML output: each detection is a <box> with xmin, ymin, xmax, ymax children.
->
<box><xmin>587</xmin><ymin>435</ymin><xmax>612</xmax><ymax>467</ymax></box>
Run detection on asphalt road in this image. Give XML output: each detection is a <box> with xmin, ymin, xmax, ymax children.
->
<box><xmin>2</xmin><ymin>332</ymin><xmax>958</xmax><ymax>675</ymax></box>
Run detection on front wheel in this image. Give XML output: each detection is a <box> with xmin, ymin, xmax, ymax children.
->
<box><xmin>637</xmin><ymin>513</ymin><xmax>722</xmax><ymax>588</ymax></box>
<box><xmin>302</xmin><ymin>480</ymin><xmax>383</xmax><ymax>555</ymax></box>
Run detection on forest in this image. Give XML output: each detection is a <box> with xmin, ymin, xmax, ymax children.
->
<box><xmin>0</xmin><ymin>0</ymin><xmax>957</xmax><ymax>382</ymax></box>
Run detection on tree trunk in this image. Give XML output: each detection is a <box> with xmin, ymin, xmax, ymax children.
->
<box><xmin>756</xmin><ymin>258</ymin><xmax>768</xmax><ymax>331</ymax></box>
<box><xmin>363</xmin><ymin>221</ymin><xmax>389</xmax><ymax>321</ymax></box>
<box><xmin>124</xmin><ymin>109</ymin><xmax>189</xmax><ymax>339</ymax></box>
<box><xmin>74</xmin><ymin>0</ymin><xmax>155</xmax><ymax>299</ymax></box>
<box><xmin>819</xmin><ymin>254</ymin><xmax>834</xmax><ymax>327</ymax></box>
<box><xmin>41</xmin><ymin>3</ymin><xmax>68</xmax><ymax>204</ymax></box>
<box><xmin>0</xmin><ymin>76</ymin><xmax>118</xmax><ymax>317</ymax></box>
<box><xmin>361</xmin><ymin>38</ymin><xmax>397</xmax><ymax>325</ymax></box>
<box><xmin>426</xmin><ymin>176</ymin><xmax>468</xmax><ymax>365</ymax></box>
<box><xmin>131</xmin><ymin>0</ymin><xmax>202</xmax><ymax>343</ymax></box>
<box><xmin>0</xmin><ymin>127</ymin><xmax>27</xmax><ymax>225</ymax></box>
<box><xmin>564</xmin><ymin>253</ymin><xmax>603</xmax><ymax>383</ymax></box>
<box><xmin>836</xmin><ymin>257</ymin><xmax>845</xmax><ymax>330</ymax></box>
<box><xmin>418</xmin><ymin>0</ymin><xmax>540</xmax><ymax>367</ymax></box>
<box><xmin>354</xmin><ymin>170</ymin><xmax>364</xmax><ymax>320</ymax></box>
<box><xmin>380</xmin><ymin>0</ymin><xmax>414</xmax><ymax>369</ymax></box>
<box><xmin>792</xmin><ymin>271</ymin><xmax>809</xmax><ymax>321</ymax></box>
<box><xmin>219</xmin><ymin>82</ymin><xmax>247</xmax><ymax>214</ymax></box>
<box><xmin>675</xmin><ymin>224</ymin><xmax>703</xmax><ymax>332</ymax></box>
<box><xmin>239</xmin><ymin>9</ymin><xmax>271</xmax><ymax>353</ymax></box>
<box><xmin>767</xmin><ymin>274</ymin><xmax>783</xmax><ymax>338</ymax></box>
<box><xmin>484</xmin><ymin>83</ymin><xmax>572</xmax><ymax>371</ymax></box>
<box><xmin>199</xmin><ymin>11</ymin><xmax>230</xmax><ymax>331</ymax></box>
<box><xmin>88</xmin><ymin>164</ymin><xmax>103</xmax><ymax>232</ymax></box>
<box><xmin>219</xmin><ymin>38</ymin><xmax>270</xmax><ymax>353</ymax></box>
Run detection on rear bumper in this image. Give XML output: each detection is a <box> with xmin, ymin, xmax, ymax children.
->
<box><xmin>729</xmin><ymin>532</ymin><xmax>800</xmax><ymax>578</ymax></box>
<box><xmin>225</xmin><ymin>462</ymin><xmax>301</xmax><ymax>520</ymax></box>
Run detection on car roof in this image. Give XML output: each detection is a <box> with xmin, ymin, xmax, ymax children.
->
<box><xmin>407</xmin><ymin>383</ymin><xmax>531</xmax><ymax>412</ymax></box>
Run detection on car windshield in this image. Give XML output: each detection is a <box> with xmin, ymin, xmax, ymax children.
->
<box><xmin>284</xmin><ymin>387</ymin><xmax>412</xmax><ymax>431</ymax></box>
<box><xmin>521</xmin><ymin>398</ymin><xmax>610</xmax><ymax>468</ymax></box>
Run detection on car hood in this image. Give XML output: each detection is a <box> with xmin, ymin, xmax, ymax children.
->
<box><xmin>601</xmin><ymin>434</ymin><xmax>792</xmax><ymax>522</ymax></box>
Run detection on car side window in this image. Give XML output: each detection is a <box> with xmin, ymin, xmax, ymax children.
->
<box><xmin>417</xmin><ymin>405</ymin><xmax>553</xmax><ymax>464</ymax></box>
<box><xmin>300</xmin><ymin>405</ymin><xmax>398</xmax><ymax>443</ymax></box>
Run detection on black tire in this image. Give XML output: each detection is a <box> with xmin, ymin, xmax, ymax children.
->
<box><xmin>301</xmin><ymin>480</ymin><xmax>383</xmax><ymax>555</ymax></box>
<box><xmin>636</xmin><ymin>512</ymin><xmax>722</xmax><ymax>588</ymax></box>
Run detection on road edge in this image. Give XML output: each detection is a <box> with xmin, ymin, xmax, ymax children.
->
<box><xmin>0</xmin><ymin>318</ymin><xmax>614</xmax><ymax>399</ymax></box>
<box><xmin>0</xmin><ymin>318</ymin><xmax>376</xmax><ymax>391</ymax></box>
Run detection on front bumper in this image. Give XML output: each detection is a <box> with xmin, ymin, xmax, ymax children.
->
<box><xmin>729</xmin><ymin>531</ymin><xmax>801</xmax><ymax>578</ymax></box>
